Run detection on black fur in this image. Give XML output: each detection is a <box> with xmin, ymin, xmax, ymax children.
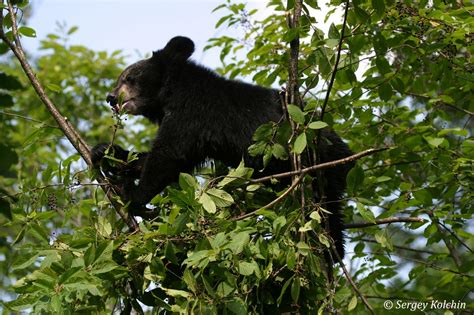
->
<box><xmin>92</xmin><ymin>36</ymin><xmax>354</xmax><ymax>258</ymax></box>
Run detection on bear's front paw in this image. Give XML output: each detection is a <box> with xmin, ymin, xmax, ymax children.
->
<box><xmin>91</xmin><ymin>143</ymin><xmax>110</xmax><ymax>166</ymax></box>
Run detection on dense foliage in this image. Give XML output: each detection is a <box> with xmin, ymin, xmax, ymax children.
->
<box><xmin>0</xmin><ymin>0</ymin><xmax>472</xmax><ymax>313</ymax></box>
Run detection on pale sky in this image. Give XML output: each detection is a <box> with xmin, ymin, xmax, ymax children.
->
<box><xmin>26</xmin><ymin>0</ymin><xmax>269</xmax><ymax>67</ymax></box>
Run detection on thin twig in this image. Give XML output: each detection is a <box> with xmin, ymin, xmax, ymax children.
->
<box><xmin>319</xmin><ymin>0</ymin><xmax>350</xmax><ymax>121</ymax></box>
<box><xmin>252</xmin><ymin>147</ymin><xmax>389</xmax><ymax>184</ymax></box>
<box><xmin>353</xmin><ymin>238</ymin><xmax>438</xmax><ymax>255</ymax></box>
<box><xmin>438</xmin><ymin>221</ymin><xmax>473</xmax><ymax>254</ymax></box>
<box><xmin>427</xmin><ymin>211</ymin><xmax>461</xmax><ymax>268</ymax></box>
<box><xmin>231</xmin><ymin>173</ymin><xmax>305</xmax><ymax>221</ymax></box>
<box><xmin>333</xmin><ymin>243</ymin><xmax>375</xmax><ymax>315</ymax></box>
<box><xmin>344</xmin><ymin>216</ymin><xmax>425</xmax><ymax>229</ymax></box>
<box><xmin>0</xmin><ymin>110</ymin><xmax>60</xmax><ymax>129</ymax></box>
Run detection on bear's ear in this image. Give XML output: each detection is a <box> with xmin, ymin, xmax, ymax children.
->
<box><xmin>161</xmin><ymin>36</ymin><xmax>194</xmax><ymax>61</ymax></box>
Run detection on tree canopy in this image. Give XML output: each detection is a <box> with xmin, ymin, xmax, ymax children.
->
<box><xmin>0</xmin><ymin>0</ymin><xmax>472</xmax><ymax>314</ymax></box>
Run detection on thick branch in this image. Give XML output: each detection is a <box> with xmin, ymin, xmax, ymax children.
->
<box><xmin>287</xmin><ymin>0</ymin><xmax>303</xmax><ymax>107</ymax></box>
<box><xmin>344</xmin><ymin>217</ymin><xmax>425</xmax><ymax>229</ymax></box>
<box><xmin>252</xmin><ymin>147</ymin><xmax>388</xmax><ymax>184</ymax></box>
<box><xmin>0</xmin><ymin>2</ymin><xmax>137</xmax><ymax>230</ymax></box>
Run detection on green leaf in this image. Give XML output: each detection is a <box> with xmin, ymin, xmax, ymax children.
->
<box><xmin>346</xmin><ymin>165</ymin><xmax>364</xmax><ymax>194</ymax></box>
<box><xmin>348</xmin><ymin>295</ymin><xmax>358</xmax><ymax>311</ymax></box>
<box><xmin>0</xmin><ymin>144</ymin><xmax>18</xmax><ymax>175</ymax></box>
<box><xmin>356</xmin><ymin>202</ymin><xmax>376</xmax><ymax>223</ymax></box>
<box><xmin>58</xmin><ymin>266</ymin><xmax>82</xmax><ymax>284</ymax></box>
<box><xmin>0</xmin><ymin>93</ymin><xmax>13</xmax><ymax>107</ymax></box>
<box><xmin>309</xmin><ymin>211</ymin><xmax>321</xmax><ymax>223</ymax></box>
<box><xmin>163</xmin><ymin>288</ymin><xmax>191</xmax><ymax>298</ymax></box>
<box><xmin>4</xmin><ymin>296</ymin><xmax>37</xmax><ymax>311</ymax></box>
<box><xmin>252</xmin><ymin>123</ymin><xmax>273</xmax><ymax>141</ymax></box>
<box><xmin>318</xmin><ymin>234</ymin><xmax>330</xmax><ymax>248</ymax></box>
<box><xmin>18</xmin><ymin>26</ymin><xmax>36</xmax><ymax>37</ymax></box>
<box><xmin>286</xmin><ymin>104</ymin><xmax>305</xmax><ymax>124</ymax></box>
<box><xmin>291</xmin><ymin>277</ymin><xmax>300</xmax><ymax>303</ymax></box>
<box><xmin>67</xmin><ymin>26</ymin><xmax>78</xmax><ymax>35</ymax></box>
<box><xmin>218</xmin><ymin>161</ymin><xmax>253</xmax><ymax>187</ymax></box>
<box><xmin>376</xmin><ymin>176</ymin><xmax>391</xmax><ymax>183</ymax></box>
<box><xmin>375</xmin><ymin>57</ymin><xmax>391</xmax><ymax>75</ymax></box>
<box><xmin>277</xmin><ymin>276</ymin><xmax>294</xmax><ymax>305</ymax></box>
<box><xmin>94</xmin><ymin>241</ymin><xmax>114</xmax><ymax>264</ymax></box>
<box><xmin>293</xmin><ymin>132</ymin><xmax>307</xmax><ymax>154</ymax></box>
<box><xmin>283</xmin><ymin>28</ymin><xmax>300</xmax><ymax>43</ymax></box>
<box><xmin>179</xmin><ymin>172</ymin><xmax>198</xmax><ymax>192</ymax></box>
<box><xmin>378</xmin><ymin>83</ymin><xmax>392</xmax><ymax>101</ymax></box>
<box><xmin>0</xmin><ymin>72</ymin><xmax>22</xmax><ymax>90</ymax></box>
<box><xmin>46</xmin><ymin>83</ymin><xmax>61</xmax><ymax>93</ymax></box>
<box><xmin>328</xmin><ymin>23</ymin><xmax>339</xmax><ymax>39</ymax></box>
<box><xmin>227</xmin><ymin>231</ymin><xmax>250</xmax><ymax>254</ymax></box>
<box><xmin>308</xmin><ymin>121</ymin><xmax>328</xmax><ymax>129</ymax></box>
<box><xmin>226</xmin><ymin>297</ymin><xmax>247</xmax><ymax>315</ymax></box>
<box><xmin>215</xmin><ymin>14</ymin><xmax>232</xmax><ymax>28</ymax></box>
<box><xmin>425</xmin><ymin>137</ymin><xmax>445</xmax><ymax>148</ymax></box>
<box><xmin>207</xmin><ymin>188</ymin><xmax>234</xmax><ymax>207</ymax></box>
<box><xmin>375</xmin><ymin>231</ymin><xmax>393</xmax><ymax>250</ymax></box>
<box><xmin>273</xmin><ymin>216</ymin><xmax>287</xmax><ymax>233</ymax></box>
<box><xmin>286</xmin><ymin>249</ymin><xmax>296</xmax><ymax>270</ymax></box>
<box><xmin>272</xmin><ymin>143</ymin><xmax>288</xmax><ymax>160</ymax></box>
<box><xmin>413</xmin><ymin>189</ymin><xmax>433</xmax><ymax>205</ymax></box>
<box><xmin>238</xmin><ymin>261</ymin><xmax>256</xmax><ymax>276</ymax></box>
<box><xmin>371</xmin><ymin>0</ymin><xmax>386</xmax><ymax>16</ymax></box>
<box><xmin>199</xmin><ymin>192</ymin><xmax>216</xmax><ymax>213</ymax></box>
<box><xmin>183</xmin><ymin>269</ymin><xmax>198</xmax><ymax>293</ymax></box>
<box><xmin>0</xmin><ymin>199</ymin><xmax>12</xmax><ymax>220</ymax></box>
<box><xmin>12</xmin><ymin>252</ymin><xmax>39</xmax><ymax>270</ymax></box>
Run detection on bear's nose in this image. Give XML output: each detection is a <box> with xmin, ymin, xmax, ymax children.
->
<box><xmin>106</xmin><ymin>93</ymin><xmax>117</xmax><ymax>106</ymax></box>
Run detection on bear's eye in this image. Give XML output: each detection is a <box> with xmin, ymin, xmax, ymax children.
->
<box><xmin>125</xmin><ymin>76</ymin><xmax>136</xmax><ymax>85</ymax></box>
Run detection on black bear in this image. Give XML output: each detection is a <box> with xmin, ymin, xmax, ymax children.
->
<box><xmin>92</xmin><ymin>36</ymin><xmax>354</xmax><ymax>258</ymax></box>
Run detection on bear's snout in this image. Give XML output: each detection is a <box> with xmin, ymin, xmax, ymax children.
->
<box><xmin>106</xmin><ymin>93</ymin><xmax>118</xmax><ymax>107</ymax></box>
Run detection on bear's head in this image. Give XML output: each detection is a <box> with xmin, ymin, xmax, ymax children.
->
<box><xmin>106</xmin><ymin>36</ymin><xmax>195</xmax><ymax>117</ymax></box>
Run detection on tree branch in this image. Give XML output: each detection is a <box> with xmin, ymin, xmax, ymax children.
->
<box><xmin>252</xmin><ymin>147</ymin><xmax>389</xmax><ymax>184</ymax></box>
<box><xmin>353</xmin><ymin>238</ymin><xmax>438</xmax><ymax>255</ymax></box>
<box><xmin>344</xmin><ymin>216</ymin><xmax>425</xmax><ymax>229</ymax></box>
<box><xmin>428</xmin><ymin>212</ymin><xmax>462</xmax><ymax>268</ymax></box>
<box><xmin>0</xmin><ymin>110</ymin><xmax>60</xmax><ymax>129</ymax></box>
<box><xmin>320</xmin><ymin>0</ymin><xmax>350</xmax><ymax>121</ymax></box>
<box><xmin>231</xmin><ymin>173</ymin><xmax>305</xmax><ymax>221</ymax></box>
<box><xmin>332</xmin><ymin>243</ymin><xmax>376</xmax><ymax>315</ymax></box>
<box><xmin>287</xmin><ymin>0</ymin><xmax>303</xmax><ymax>108</ymax></box>
<box><xmin>0</xmin><ymin>1</ymin><xmax>138</xmax><ymax>230</ymax></box>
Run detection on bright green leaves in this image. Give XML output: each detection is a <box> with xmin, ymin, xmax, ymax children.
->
<box><xmin>18</xmin><ymin>26</ymin><xmax>36</xmax><ymax>37</ymax></box>
<box><xmin>356</xmin><ymin>202</ymin><xmax>376</xmax><ymax>224</ymax></box>
<box><xmin>287</xmin><ymin>104</ymin><xmax>305</xmax><ymax>124</ymax></box>
<box><xmin>6</xmin><ymin>239</ymin><xmax>121</xmax><ymax>313</ymax></box>
<box><xmin>249</xmin><ymin>122</ymin><xmax>291</xmax><ymax>167</ymax></box>
<box><xmin>346</xmin><ymin>164</ymin><xmax>365</xmax><ymax>195</ymax></box>
<box><xmin>308</xmin><ymin>121</ymin><xmax>328</xmax><ymax>129</ymax></box>
<box><xmin>46</xmin><ymin>83</ymin><xmax>61</xmax><ymax>93</ymax></box>
<box><xmin>249</xmin><ymin>103</ymin><xmax>331</xmax><ymax>163</ymax></box>
<box><xmin>199</xmin><ymin>188</ymin><xmax>234</xmax><ymax>214</ymax></box>
<box><xmin>371</xmin><ymin>0</ymin><xmax>386</xmax><ymax>20</ymax></box>
<box><xmin>293</xmin><ymin>132</ymin><xmax>307</xmax><ymax>154</ymax></box>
